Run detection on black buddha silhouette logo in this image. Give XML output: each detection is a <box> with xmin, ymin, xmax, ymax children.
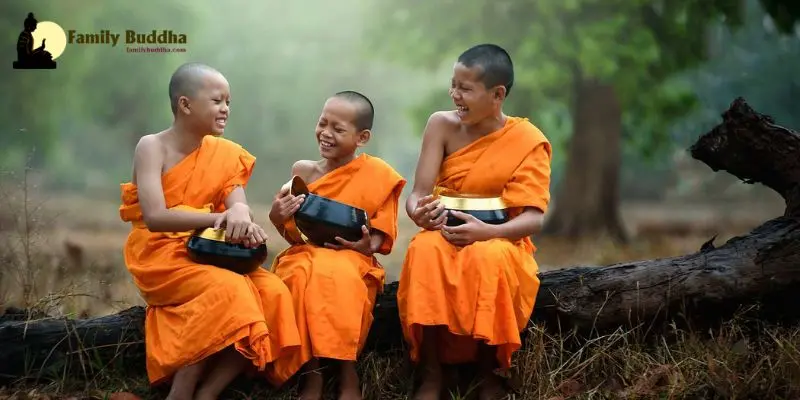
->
<box><xmin>13</xmin><ymin>12</ymin><xmax>66</xmax><ymax>69</ymax></box>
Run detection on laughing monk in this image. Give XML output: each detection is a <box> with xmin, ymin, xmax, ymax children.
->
<box><xmin>398</xmin><ymin>44</ymin><xmax>553</xmax><ymax>400</ymax></box>
<box><xmin>119</xmin><ymin>62</ymin><xmax>301</xmax><ymax>400</ymax></box>
<box><xmin>268</xmin><ymin>91</ymin><xmax>406</xmax><ymax>400</ymax></box>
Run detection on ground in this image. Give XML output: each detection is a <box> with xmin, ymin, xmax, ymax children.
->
<box><xmin>0</xmin><ymin>191</ymin><xmax>795</xmax><ymax>399</ymax></box>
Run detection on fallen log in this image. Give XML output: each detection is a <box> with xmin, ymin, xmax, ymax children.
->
<box><xmin>2</xmin><ymin>97</ymin><xmax>799</xmax><ymax>382</ymax></box>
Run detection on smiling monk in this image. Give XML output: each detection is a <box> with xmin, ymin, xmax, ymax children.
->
<box><xmin>397</xmin><ymin>44</ymin><xmax>553</xmax><ymax>400</ymax></box>
<box><xmin>119</xmin><ymin>62</ymin><xmax>300</xmax><ymax>400</ymax></box>
<box><xmin>268</xmin><ymin>91</ymin><xmax>406</xmax><ymax>400</ymax></box>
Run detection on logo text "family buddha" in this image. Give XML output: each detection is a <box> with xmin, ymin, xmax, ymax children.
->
<box><xmin>68</xmin><ymin>30</ymin><xmax>187</xmax><ymax>46</ymax></box>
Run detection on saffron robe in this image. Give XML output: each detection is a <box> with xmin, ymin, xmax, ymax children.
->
<box><xmin>119</xmin><ymin>135</ymin><xmax>301</xmax><ymax>387</ymax></box>
<box><xmin>397</xmin><ymin>116</ymin><xmax>552</xmax><ymax>369</ymax></box>
<box><xmin>270</xmin><ymin>153</ymin><xmax>406</xmax><ymax>379</ymax></box>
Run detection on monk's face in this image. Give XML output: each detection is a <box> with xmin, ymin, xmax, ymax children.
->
<box><xmin>315</xmin><ymin>97</ymin><xmax>369</xmax><ymax>159</ymax></box>
<box><xmin>185</xmin><ymin>72</ymin><xmax>231</xmax><ymax>136</ymax></box>
<box><xmin>449</xmin><ymin>62</ymin><xmax>504</xmax><ymax>125</ymax></box>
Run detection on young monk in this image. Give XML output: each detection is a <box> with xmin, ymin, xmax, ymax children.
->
<box><xmin>119</xmin><ymin>62</ymin><xmax>301</xmax><ymax>400</ymax></box>
<box><xmin>397</xmin><ymin>44</ymin><xmax>553</xmax><ymax>400</ymax></box>
<box><xmin>268</xmin><ymin>91</ymin><xmax>406</xmax><ymax>400</ymax></box>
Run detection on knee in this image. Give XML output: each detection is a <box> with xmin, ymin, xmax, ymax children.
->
<box><xmin>406</xmin><ymin>231</ymin><xmax>449</xmax><ymax>261</ymax></box>
<box><xmin>255</xmin><ymin>270</ymin><xmax>293</xmax><ymax>295</ymax></box>
<box><xmin>202</xmin><ymin>268</ymin><xmax>251</xmax><ymax>292</ymax></box>
<box><xmin>277</xmin><ymin>265</ymin><xmax>308</xmax><ymax>292</ymax></box>
<box><xmin>466</xmin><ymin>239</ymin><xmax>517</xmax><ymax>264</ymax></box>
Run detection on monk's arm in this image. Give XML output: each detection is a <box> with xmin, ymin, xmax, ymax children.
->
<box><xmin>492</xmin><ymin>141</ymin><xmax>552</xmax><ymax>241</ymax></box>
<box><xmin>489</xmin><ymin>207</ymin><xmax>545</xmax><ymax>241</ymax></box>
<box><xmin>268</xmin><ymin>161</ymin><xmax>310</xmax><ymax>244</ymax></box>
<box><xmin>368</xmin><ymin>230</ymin><xmax>386</xmax><ymax>256</ymax></box>
<box><xmin>224</xmin><ymin>186</ymin><xmax>254</xmax><ymax>220</ymax></box>
<box><xmin>405</xmin><ymin>112</ymin><xmax>447</xmax><ymax>218</ymax></box>
<box><xmin>134</xmin><ymin>136</ymin><xmax>221</xmax><ymax>232</ymax></box>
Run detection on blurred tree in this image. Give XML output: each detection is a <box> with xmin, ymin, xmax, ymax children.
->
<box><xmin>758</xmin><ymin>0</ymin><xmax>800</xmax><ymax>32</ymax></box>
<box><xmin>366</xmin><ymin>0</ymin><xmax>798</xmax><ymax>241</ymax></box>
<box><xmin>0</xmin><ymin>1</ymin><xmax>197</xmax><ymax>192</ymax></box>
<box><xmin>0</xmin><ymin>4</ymin><xmax>62</xmax><ymax>170</ymax></box>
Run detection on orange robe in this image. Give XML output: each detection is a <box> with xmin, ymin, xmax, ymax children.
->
<box><xmin>398</xmin><ymin>116</ymin><xmax>552</xmax><ymax>369</ymax></box>
<box><xmin>119</xmin><ymin>135</ymin><xmax>301</xmax><ymax>387</ymax></box>
<box><xmin>270</xmin><ymin>153</ymin><xmax>406</xmax><ymax>379</ymax></box>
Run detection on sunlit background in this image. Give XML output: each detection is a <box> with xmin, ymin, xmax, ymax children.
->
<box><xmin>0</xmin><ymin>0</ymin><xmax>796</xmax><ymax>318</ymax></box>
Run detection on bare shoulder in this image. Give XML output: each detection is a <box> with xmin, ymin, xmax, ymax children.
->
<box><xmin>421</xmin><ymin>110</ymin><xmax>459</xmax><ymax>146</ymax></box>
<box><xmin>425</xmin><ymin>111</ymin><xmax>459</xmax><ymax>132</ymax></box>
<box><xmin>132</xmin><ymin>133</ymin><xmax>166</xmax><ymax>184</ymax></box>
<box><xmin>135</xmin><ymin>133</ymin><xmax>162</xmax><ymax>152</ymax></box>
<box><xmin>290</xmin><ymin>159</ymin><xmax>317</xmax><ymax>181</ymax></box>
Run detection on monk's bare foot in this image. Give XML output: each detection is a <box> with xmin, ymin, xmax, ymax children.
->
<box><xmin>194</xmin><ymin>347</ymin><xmax>248</xmax><ymax>400</ymax></box>
<box><xmin>413</xmin><ymin>367</ymin><xmax>442</xmax><ymax>400</ymax></box>
<box><xmin>166</xmin><ymin>362</ymin><xmax>204</xmax><ymax>400</ymax></box>
<box><xmin>477</xmin><ymin>372</ymin><xmax>507</xmax><ymax>400</ymax></box>
<box><xmin>338</xmin><ymin>361</ymin><xmax>362</xmax><ymax>400</ymax></box>
<box><xmin>298</xmin><ymin>358</ymin><xmax>324</xmax><ymax>400</ymax></box>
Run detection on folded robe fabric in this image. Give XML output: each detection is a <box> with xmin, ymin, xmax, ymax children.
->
<box><xmin>119</xmin><ymin>135</ymin><xmax>301</xmax><ymax>386</ymax></box>
<box><xmin>270</xmin><ymin>153</ymin><xmax>406</xmax><ymax>379</ymax></box>
<box><xmin>398</xmin><ymin>116</ymin><xmax>552</xmax><ymax>369</ymax></box>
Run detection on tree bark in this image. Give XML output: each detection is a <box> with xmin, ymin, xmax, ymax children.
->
<box><xmin>542</xmin><ymin>78</ymin><xmax>628</xmax><ymax>242</ymax></box>
<box><xmin>2</xmin><ymin>98</ymin><xmax>799</xmax><ymax>382</ymax></box>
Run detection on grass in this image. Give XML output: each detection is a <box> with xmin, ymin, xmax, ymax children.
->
<box><xmin>2</xmin><ymin>309</ymin><xmax>800</xmax><ymax>399</ymax></box>
<box><xmin>1</xmin><ymin>170</ymin><xmax>798</xmax><ymax>399</ymax></box>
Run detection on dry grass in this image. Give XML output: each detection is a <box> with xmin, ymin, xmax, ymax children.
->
<box><xmin>2</xmin><ymin>310</ymin><xmax>800</xmax><ymax>399</ymax></box>
<box><xmin>1</xmin><ymin>172</ymin><xmax>797</xmax><ymax>399</ymax></box>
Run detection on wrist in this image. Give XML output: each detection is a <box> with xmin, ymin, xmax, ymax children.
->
<box><xmin>205</xmin><ymin>213</ymin><xmax>223</xmax><ymax>228</ymax></box>
<box><xmin>485</xmin><ymin>222</ymin><xmax>503</xmax><ymax>240</ymax></box>
<box><xmin>230</xmin><ymin>202</ymin><xmax>250</xmax><ymax>212</ymax></box>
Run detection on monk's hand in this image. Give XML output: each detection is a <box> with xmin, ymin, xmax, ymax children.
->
<box><xmin>326</xmin><ymin>225</ymin><xmax>373</xmax><ymax>256</ymax></box>
<box><xmin>242</xmin><ymin>222</ymin><xmax>268</xmax><ymax>248</ymax></box>
<box><xmin>411</xmin><ymin>195</ymin><xmax>447</xmax><ymax>230</ymax></box>
<box><xmin>441</xmin><ymin>211</ymin><xmax>494</xmax><ymax>246</ymax></box>
<box><xmin>269</xmin><ymin>185</ymin><xmax>305</xmax><ymax>224</ymax></box>
<box><xmin>215</xmin><ymin>202</ymin><xmax>252</xmax><ymax>243</ymax></box>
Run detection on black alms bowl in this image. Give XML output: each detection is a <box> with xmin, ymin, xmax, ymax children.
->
<box><xmin>436</xmin><ymin>192</ymin><xmax>509</xmax><ymax>227</ymax></box>
<box><xmin>290</xmin><ymin>175</ymin><xmax>369</xmax><ymax>246</ymax></box>
<box><xmin>186</xmin><ymin>228</ymin><xmax>267</xmax><ymax>274</ymax></box>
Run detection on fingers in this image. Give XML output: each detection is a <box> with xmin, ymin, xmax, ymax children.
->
<box><xmin>429</xmin><ymin>220</ymin><xmax>447</xmax><ymax>231</ymax></box>
<box><xmin>412</xmin><ymin>199</ymin><xmax>446</xmax><ymax>229</ymax></box>
<box><xmin>253</xmin><ymin>226</ymin><xmax>267</xmax><ymax>245</ymax></box>
<box><xmin>334</xmin><ymin>236</ymin><xmax>356</xmax><ymax>247</ymax></box>
<box><xmin>290</xmin><ymin>194</ymin><xmax>305</xmax><ymax>210</ymax></box>
<box><xmin>213</xmin><ymin>212</ymin><xmax>227</xmax><ymax>230</ymax></box>
<box><xmin>233</xmin><ymin>224</ymin><xmax>268</xmax><ymax>248</ymax></box>
<box><xmin>417</xmin><ymin>207</ymin><xmax>447</xmax><ymax>231</ymax></box>
<box><xmin>416</xmin><ymin>195</ymin><xmax>435</xmax><ymax>208</ymax></box>
<box><xmin>441</xmin><ymin>229</ymin><xmax>468</xmax><ymax>246</ymax></box>
<box><xmin>324</xmin><ymin>242</ymin><xmax>343</xmax><ymax>250</ymax></box>
<box><xmin>229</xmin><ymin>220</ymin><xmax>249</xmax><ymax>242</ymax></box>
<box><xmin>278</xmin><ymin>194</ymin><xmax>304</xmax><ymax>219</ymax></box>
<box><xmin>442</xmin><ymin>224</ymin><xmax>466</xmax><ymax>235</ymax></box>
<box><xmin>430</xmin><ymin>209</ymin><xmax>448</xmax><ymax>228</ymax></box>
<box><xmin>448</xmin><ymin>210</ymin><xmax>475</xmax><ymax>222</ymax></box>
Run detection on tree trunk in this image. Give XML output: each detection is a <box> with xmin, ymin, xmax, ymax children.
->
<box><xmin>2</xmin><ymin>98</ymin><xmax>799</xmax><ymax>383</ymax></box>
<box><xmin>542</xmin><ymin>78</ymin><xmax>627</xmax><ymax>242</ymax></box>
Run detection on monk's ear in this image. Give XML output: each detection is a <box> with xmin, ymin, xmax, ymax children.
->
<box><xmin>178</xmin><ymin>96</ymin><xmax>192</xmax><ymax>115</ymax></box>
<box><xmin>493</xmin><ymin>85</ymin><xmax>507</xmax><ymax>102</ymax></box>
<box><xmin>356</xmin><ymin>129</ymin><xmax>371</xmax><ymax>147</ymax></box>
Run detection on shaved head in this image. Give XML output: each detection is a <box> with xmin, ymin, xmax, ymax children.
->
<box><xmin>457</xmin><ymin>44</ymin><xmax>514</xmax><ymax>96</ymax></box>
<box><xmin>168</xmin><ymin>62</ymin><xmax>223</xmax><ymax>114</ymax></box>
<box><xmin>333</xmin><ymin>90</ymin><xmax>374</xmax><ymax>131</ymax></box>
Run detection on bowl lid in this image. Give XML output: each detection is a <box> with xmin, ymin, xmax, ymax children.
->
<box><xmin>290</xmin><ymin>175</ymin><xmax>310</xmax><ymax>197</ymax></box>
